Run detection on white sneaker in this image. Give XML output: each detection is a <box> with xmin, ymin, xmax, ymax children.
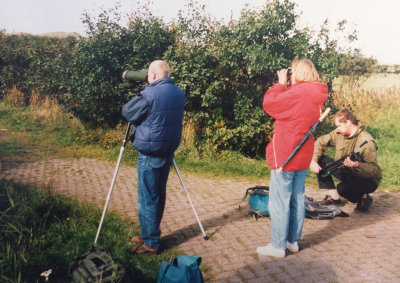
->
<box><xmin>286</xmin><ymin>241</ymin><xmax>299</xmax><ymax>253</ymax></box>
<box><xmin>256</xmin><ymin>243</ymin><xmax>285</xmax><ymax>258</ymax></box>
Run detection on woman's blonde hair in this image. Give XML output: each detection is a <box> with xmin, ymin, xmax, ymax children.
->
<box><xmin>292</xmin><ymin>58</ymin><xmax>320</xmax><ymax>82</ymax></box>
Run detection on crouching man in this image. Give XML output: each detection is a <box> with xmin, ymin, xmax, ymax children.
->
<box><xmin>310</xmin><ymin>109</ymin><xmax>382</xmax><ymax>212</ymax></box>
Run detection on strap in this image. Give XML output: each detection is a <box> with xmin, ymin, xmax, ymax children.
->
<box><xmin>239</xmin><ymin>186</ymin><xmax>269</xmax><ymax>210</ymax></box>
<box><xmin>159</xmin><ymin>260</ymin><xmax>176</xmax><ymax>283</ymax></box>
<box><xmin>238</xmin><ymin>188</ymin><xmax>252</xmax><ymax>210</ymax></box>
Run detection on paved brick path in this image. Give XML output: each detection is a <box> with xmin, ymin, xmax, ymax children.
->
<box><xmin>1</xmin><ymin>157</ymin><xmax>400</xmax><ymax>282</ymax></box>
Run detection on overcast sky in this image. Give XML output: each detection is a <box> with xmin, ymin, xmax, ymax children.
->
<box><xmin>1</xmin><ymin>0</ymin><xmax>399</xmax><ymax>64</ymax></box>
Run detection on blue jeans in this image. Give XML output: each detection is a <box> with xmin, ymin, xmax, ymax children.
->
<box><xmin>268</xmin><ymin>169</ymin><xmax>308</xmax><ymax>249</ymax></box>
<box><xmin>137</xmin><ymin>153</ymin><xmax>173</xmax><ymax>250</ymax></box>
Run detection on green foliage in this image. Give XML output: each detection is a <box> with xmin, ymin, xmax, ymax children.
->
<box><xmin>165</xmin><ymin>0</ymin><xmax>305</xmax><ymax>156</ymax></box>
<box><xmin>66</xmin><ymin>4</ymin><xmax>174</xmax><ymax>125</ymax></box>
<box><xmin>0</xmin><ymin>31</ymin><xmax>78</xmax><ymax>101</ymax></box>
<box><xmin>0</xmin><ymin>0</ymin><xmax>376</xmax><ymax>156</ymax></box>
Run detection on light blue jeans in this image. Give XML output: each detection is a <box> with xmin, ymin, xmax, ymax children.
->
<box><xmin>268</xmin><ymin>169</ymin><xmax>308</xmax><ymax>249</ymax></box>
<box><xmin>137</xmin><ymin>153</ymin><xmax>173</xmax><ymax>250</ymax></box>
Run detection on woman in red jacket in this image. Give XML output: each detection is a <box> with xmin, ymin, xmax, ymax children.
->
<box><xmin>257</xmin><ymin>59</ymin><xmax>328</xmax><ymax>258</ymax></box>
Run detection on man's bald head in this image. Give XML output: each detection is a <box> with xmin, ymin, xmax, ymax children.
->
<box><xmin>147</xmin><ymin>60</ymin><xmax>170</xmax><ymax>84</ymax></box>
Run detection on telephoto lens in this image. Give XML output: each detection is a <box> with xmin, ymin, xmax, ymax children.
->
<box><xmin>122</xmin><ymin>69</ymin><xmax>148</xmax><ymax>82</ymax></box>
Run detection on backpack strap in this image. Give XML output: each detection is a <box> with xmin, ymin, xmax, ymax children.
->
<box><xmin>158</xmin><ymin>259</ymin><xmax>175</xmax><ymax>283</ymax></box>
<box><xmin>238</xmin><ymin>187</ymin><xmax>252</xmax><ymax>210</ymax></box>
<box><xmin>238</xmin><ymin>186</ymin><xmax>269</xmax><ymax>210</ymax></box>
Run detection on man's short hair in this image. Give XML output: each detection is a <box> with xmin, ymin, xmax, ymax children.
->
<box><xmin>334</xmin><ymin>109</ymin><xmax>359</xmax><ymax>125</ymax></box>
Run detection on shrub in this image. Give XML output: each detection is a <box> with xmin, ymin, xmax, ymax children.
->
<box><xmin>3</xmin><ymin>86</ymin><xmax>25</xmax><ymax>107</ymax></box>
<box><xmin>66</xmin><ymin>4</ymin><xmax>174</xmax><ymax>125</ymax></box>
<box><xmin>0</xmin><ymin>1</ymin><xmax>375</xmax><ymax>156</ymax></box>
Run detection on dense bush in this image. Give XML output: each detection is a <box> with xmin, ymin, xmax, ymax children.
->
<box><xmin>0</xmin><ymin>0</ymin><xmax>376</xmax><ymax>156</ymax></box>
<box><xmin>65</xmin><ymin>5</ymin><xmax>174</xmax><ymax>125</ymax></box>
<box><xmin>0</xmin><ymin>32</ymin><xmax>78</xmax><ymax>100</ymax></box>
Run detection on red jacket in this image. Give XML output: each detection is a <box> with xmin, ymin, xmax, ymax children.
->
<box><xmin>263</xmin><ymin>82</ymin><xmax>328</xmax><ymax>171</ymax></box>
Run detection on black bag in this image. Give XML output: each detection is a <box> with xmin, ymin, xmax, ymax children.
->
<box><xmin>239</xmin><ymin>186</ymin><xmax>270</xmax><ymax>219</ymax></box>
<box><xmin>305</xmin><ymin>196</ymin><xmax>349</xmax><ymax>220</ymax></box>
<box><xmin>69</xmin><ymin>246</ymin><xmax>126</xmax><ymax>282</ymax></box>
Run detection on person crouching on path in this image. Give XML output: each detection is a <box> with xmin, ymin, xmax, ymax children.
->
<box><xmin>122</xmin><ymin>60</ymin><xmax>185</xmax><ymax>255</ymax></box>
<box><xmin>257</xmin><ymin>58</ymin><xmax>328</xmax><ymax>258</ymax></box>
<box><xmin>310</xmin><ymin>109</ymin><xmax>382</xmax><ymax>212</ymax></box>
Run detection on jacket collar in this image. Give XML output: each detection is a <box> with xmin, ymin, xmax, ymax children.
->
<box><xmin>149</xmin><ymin>77</ymin><xmax>172</xmax><ymax>87</ymax></box>
<box><xmin>339</xmin><ymin>123</ymin><xmax>364</xmax><ymax>139</ymax></box>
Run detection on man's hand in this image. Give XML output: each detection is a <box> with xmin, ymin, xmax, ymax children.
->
<box><xmin>343</xmin><ymin>156</ymin><xmax>359</xmax><ymax>168</ymax></box>
<box><xmin>310</xmin><ymin>160</ymin><xmax>321</xmax><ymax>174</ymax></box>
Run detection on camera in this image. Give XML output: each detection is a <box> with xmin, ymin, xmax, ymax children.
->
<box><xmin>287</xmin><ymin>68</ymin><xmax>292</xmax><ymax>80</ymax></box>
<box><xmin>121</xmin><ymin>69</ymin><xmax>148</xmax><ymax>89</ymax></box>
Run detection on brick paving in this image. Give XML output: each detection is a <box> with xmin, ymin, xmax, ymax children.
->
<box><xmin>1</xmin><ymin>157</ymin><xmax>400</xmax><ymax>282</ymax></box>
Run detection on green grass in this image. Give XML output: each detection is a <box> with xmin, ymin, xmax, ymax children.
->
<box><xmin>0</xmin><ymin>139</ymin><xmax>27</xmax><ymax>159</ymax></box>
<box><xmin>364</xmin><ymin>109</ymin><xmax>400</xmax><ymax>190</ymax></box>
<box><xmin>0</xmin><ymin>179</ymin><xmax>182</xmax><ymax>282</ymax></box>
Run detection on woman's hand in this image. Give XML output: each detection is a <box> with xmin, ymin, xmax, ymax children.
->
<box><xmin>310</xmin><ymin>160</ymin><xmax>321</xmax><ymax>174</ymax></box>
<box><xmin>277</xmin><ymin>69</ymin><xmax>289</xmax><ymax>86</ymax></box>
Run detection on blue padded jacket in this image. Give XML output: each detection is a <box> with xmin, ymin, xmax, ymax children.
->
<box><xmin>122</xmin><ymin>77</ymin><xmax>185</xmax><ymax>157</ymax></box>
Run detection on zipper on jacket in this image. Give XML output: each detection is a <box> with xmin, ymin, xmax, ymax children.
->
<box><xmin>272</xmin><ymin>134</ymin><xmax>278</xmax><ymax>169</ymax></box>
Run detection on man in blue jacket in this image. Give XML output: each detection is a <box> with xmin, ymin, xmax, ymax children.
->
<box><xmin>122</xmin><ymin>60</ymin><xmax>185</xmax><ymax>255</ymax></box>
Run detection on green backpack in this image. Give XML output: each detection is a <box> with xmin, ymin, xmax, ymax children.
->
<box><xmin>69</xmin><ymin>246</ymin><xmax>126</xmax><ymax>282</ymax></box>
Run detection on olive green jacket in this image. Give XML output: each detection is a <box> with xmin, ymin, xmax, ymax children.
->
<box><xmin>313</xmin><ymin>124</ymin><xmax>382</xmax><ymax>186</ymax></box>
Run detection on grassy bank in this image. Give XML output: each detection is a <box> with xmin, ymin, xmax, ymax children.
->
<box><xmin>0</xmin><ymin>179</ymin><xmax>182</xmax><ymax>282</ymax></box>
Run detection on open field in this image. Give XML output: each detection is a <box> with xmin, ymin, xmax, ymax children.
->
<box><xmin>333</xmin><ymin>73</ymin><xmax>400</xmax><ymax>92</ymax></box>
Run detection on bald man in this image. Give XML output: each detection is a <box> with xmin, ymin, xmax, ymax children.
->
<box><xmin>122</xmin><ymin>60</ymin><xmax>186</xmax><ymax>254</ymax></box>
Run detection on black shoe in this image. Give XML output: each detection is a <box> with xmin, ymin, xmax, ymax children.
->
<box><xmin>355</xmin><ymin>195</ymin><xmax>373</xmax><ymax>212</ymax></box>
<box><xmin>319</xmin><ymin>195</ymin><xmax>342</xmax><ymax>205</ymax></box>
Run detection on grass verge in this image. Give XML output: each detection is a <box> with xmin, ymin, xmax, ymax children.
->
<box><xmin>0</xmin><ymin>179</ymin><xmax>183</xmax><ymax>282</ymax></box>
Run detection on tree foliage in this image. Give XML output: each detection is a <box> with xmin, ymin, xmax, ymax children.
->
<box><xmin>0</xmin><ymin>0</ymin><xmax>376</xmax><ymax>156</ymax></box>
<box><xmin>66</xmin><ymin>4</ymin><xmax>174</xmax><ymax>124</ymax></box>
<box><xmin>0</xmin><ymin>31</ymin><xmax>78</xmax><ymax>100</ymax></box>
